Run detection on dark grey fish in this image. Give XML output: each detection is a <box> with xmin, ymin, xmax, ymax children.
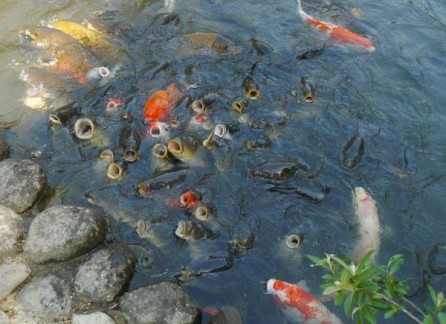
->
<box><xmin>49</xmin><ymin>103</ymin><xmax>79</xmax><ymax>126</ymax></box>
<box><xmin>301</xmin><ymin>76</ymin><xmax>315</xmax><ymax>103</ymax></box>
<box><xmin>296</xmin><ymin>48</ymin><xmax>324</xmax><ymax>60</ymax></box>
<box><xmin>119</xmin><ymin>126</ymin><xmax>141</xmax><ymax>163</ymax></box>
<box><xmin>250</xmin><ymin>159</ymin><xmax>308</xmax><ymax>182</ymax></box>
<box><xmin>137</xmin><ymin>168</ymin><xmax>189</xmax><ymax>197</ymax></box>
<box><xmin>342</xmin><ymin>133</ymin><xmax>365</xmax><ymax>169</ymax></box>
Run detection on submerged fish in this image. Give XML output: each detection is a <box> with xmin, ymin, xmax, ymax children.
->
<box><xmin>184</xmin><ymin>32</ymin><xmax>239</xmax><ymax>54</ymax></box>
<box><xmin>21</xmin><ymin>67</ymin><xmax>80</xmax><ymax>94</ymax></box>
<box><xmin>267</xmin><ymin>279</ymin><xmax>343</xmax><ymax>324</ymax></box>
<box><xmin>26</xmin><ymin>26</ymin><xmax>101</xmax><ymax>61</ymax></box>
<box><xmin>296</xmin><ymin>0</ymin><xmax>375</xmax><ymax>52</ymax></box>
<box><xmin>52</xmin><ymin>20</ymin><xmax>110</xmax><ymax>48</ymax></box>
<box><xmin>51</xmin><ymin>20</ymin><xmax>123</xmax><ymax>61</ymax></box>
<box><xmin>25</xmin><ymin>27</ymin><xmax>106</xmax><ymax>84</ymax></box>
<box><xmin>351</xmin><ymin>187</ymin><xmax>380</xmax><ymax>262</ymax></box>
<box><xmin>143</xmin><ymin>83</ymin><xmax>184</xmax><ymax>123</ymax></box>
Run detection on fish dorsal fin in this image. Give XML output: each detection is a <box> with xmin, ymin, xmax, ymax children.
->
<box><xmin>297</xmin><ymin>280</ymin><xmax>309</xmax><ymax>291</ymax></box>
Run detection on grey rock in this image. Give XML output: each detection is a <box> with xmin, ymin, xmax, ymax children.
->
<box><xmin>72</xmin><ymin>312</ymin><xmax>116</xmax><ymax>324</ymax></box>
<box><xmin>16</xmin><ymin>274</ymin><xmax>71</xmax><ymax>321</ymax></box>
<box><xmin>23</xmin><ymin>205</ymin><xmax>108</xmax><ymax>264</ymax></box>
<box><xmin>74</xmin><ymin>244</ymin><xmax>136</xmax><ymax>303</ymax></box>
<box><xmin>0</xmin><ymin>137</ymin><xmax>9</xmax><ymax>162</ymax></box>
<box><xmin>0</xmin><ymin>261</ymin><xmax>31</xmax><ymax>300</ymax></box>
<box><xmin>0</xmin><ymin>205</ymin><xmax>24</xmax><ymax>258</ymax></box>
<box><xmin>119</xmin><ymin>282</ymin><xmax>201</xmax><ymax>324</ymax></box>
<box><xmin>0</xmin><ymin>159</ymin><xmax>46</xmax><ymax>213</ymax></box>
<box><xmin>0</xmin><ymin>311</ymin><xmax>9</xmax><ymax>324</ymax></box>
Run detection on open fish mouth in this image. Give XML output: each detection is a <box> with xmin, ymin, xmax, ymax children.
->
<box><xmin>285</xmin><ymin>234</ymin><xmax>303</xmax><ymax>249</ymax></box>
<box><xmin>74</xmin><ymin>118</ymin><xmax>95</xmax><ymax>140</ymax></box>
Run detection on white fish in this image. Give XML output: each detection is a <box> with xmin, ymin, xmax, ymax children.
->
<box><xmin>351</xmin><ymin>187</ymin><xmax>380</xmax><ymax>263</ymax></box>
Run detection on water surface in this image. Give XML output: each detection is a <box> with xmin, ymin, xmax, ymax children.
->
<box><xmin>1</xmin><ymin>0</ymin><xmax>446</xmax><ymax>322</ymax></box>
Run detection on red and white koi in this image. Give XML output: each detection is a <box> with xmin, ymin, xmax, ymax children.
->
<box><xmin>267</xmin><ymin>279</ymin><xmax>343</xmax><ymax>324</ymax></box>
<box><xmin>351</xmin><ymin>187</ymin><xmax>380</xmax><ymax>263</ymax></box>
<box><xmin>296</xmin><ymin>0</ymin><xmax>375</xmax><ymax>52</ymax></box>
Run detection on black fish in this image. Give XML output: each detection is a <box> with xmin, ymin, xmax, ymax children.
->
<box><xmin>296</xmin><ymin>48</ymin><xmax>324</xmax><ymax>60</ymax></box>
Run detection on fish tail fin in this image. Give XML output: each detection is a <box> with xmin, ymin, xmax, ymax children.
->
<box><xmin>296</xmin><ymin>0</ymin><xmax>312</xmax><ymax>22</ymax></box>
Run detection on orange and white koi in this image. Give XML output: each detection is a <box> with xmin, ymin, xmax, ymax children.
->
<box><xmin>143</xmin><ymin>83</ymin><xmax>184</xmax><ymax>123</ymax></box>
<box><xmin>351</xmin><ymin>187</ymin><xmax>380</xmax><ymax>263</ymax></box>
<box><xmin>296</xmin><ymin>0</ymin><xmax>375</xmax><ymax>52</ymax></box>
<box><xmin>267</xmin><ymin>279</ymin><xmax>343</xmax><ymax>324</ymax></box>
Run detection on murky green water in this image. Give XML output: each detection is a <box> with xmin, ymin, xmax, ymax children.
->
<box><xmin>1</xmin><ymin>0</ymin><xmax>446</xmax><ymax>322</ymax></box>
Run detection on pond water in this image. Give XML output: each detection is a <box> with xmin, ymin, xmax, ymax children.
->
<box><xmin>1</xmin><ymin>0</ymin><xmax>446</xmax><ymax>322</ymax></box>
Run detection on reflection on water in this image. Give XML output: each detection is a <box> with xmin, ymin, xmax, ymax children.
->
<box><xmin>1</xmin><ymin>0</ymin><xmax>446</xmax><ymax>322</ymax></box>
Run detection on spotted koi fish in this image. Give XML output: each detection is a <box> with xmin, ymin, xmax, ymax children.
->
<box><xmin>297</xmin><ymin>0</ymin><xmax>375</xmax><ymax>52</ymax></box>
<box><xmin>267</xmin><ymin>279</ymin><xmax>343</xmax><ymax>324</ymax></box>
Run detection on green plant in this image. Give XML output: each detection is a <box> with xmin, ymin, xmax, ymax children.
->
<box><xmin>307</xmin><ymin>251</ymin><xmax>446</xmax><ymax>324</ymax></box>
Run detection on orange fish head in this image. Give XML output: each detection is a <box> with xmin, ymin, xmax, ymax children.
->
<box><xmin>143</xmin><ymin>90</ymin><xmax>170</xmax><ymax>122</ymax></box>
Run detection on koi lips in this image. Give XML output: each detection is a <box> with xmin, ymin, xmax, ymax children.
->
<box><xmin>166</xmin><ymin>191</ymin><xmax>200</xmax><ymax>209</ymax></box>
<box><xmin>180</xmin><ymin>191</ymin><xmax>199</xmax><ymax>208</ymax></box>
<box><xmin>306</xmin><ymin>17</ymin><xmax>375</xmax><ymax>52</ymax></box>
<box><xmin>267</xmin><ymin>279</ymin><xmax>343</xmax><ymax>324</ymax></box>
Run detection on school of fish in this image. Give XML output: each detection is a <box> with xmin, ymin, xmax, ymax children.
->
<box><xmin>15</xmin><ymin>1</ymin><xmax>383</xmax><ymax>323</ymax></box>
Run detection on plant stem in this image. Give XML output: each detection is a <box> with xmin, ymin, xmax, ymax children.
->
<box><xmin>378</xmin><ymin>294</ymin><xmax>423</xmax><ymax>324</ymax></box>
<box><xmin>402</xmin><ymin>296</ymin><xmax>426</xmax><ymax>317</ymax></box>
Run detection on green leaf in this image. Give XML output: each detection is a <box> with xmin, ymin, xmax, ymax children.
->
<box><xmin>384</xmin><ymin>310</ymin><xmax>396</xmax><ymax>319</ymax></box>
<box><xmin>438</xmin><ymin>312</ymin><xmax>446</xmax><ymax>324</ymax></box>
<box><xmin>335</xmin><ymin>291</ymin><xmax>347</xmax><ymax>306</ymax></box>
<box><xmin>355</xmin><ymin>268</ymin><xmax>380</xmax><ymax>286</ymax></box>
<box><xmin>437</xmin><ymin>292</ymin><xmax>444</xmax><ymax>309</ymax></box>
<box><xmin>384</xmin><ymin>282</ymin><xmax>396</xmax><ymax>300</ymax></box>
<box><xmin>341</xmin><ymin>268</ymin><xmax>351</xmax><ymax>284</ymax></box>
<box><xmin>423</xmin><ymin>314</ymin><xmax>434</xmax><ymax>324</ymax></box>
<box><xmin>355</xmin><ymin>311</ymin><xmax>364</xmax><ymax>324</ymax></box>
<box><xmin>322</xmin><ymin>273</ymin><xmax>336</xmax><ymax>281</ymax></box>
<box><xmin>428</xmin><ymin>285</ymin><xmax>437</xmax><ymax>304</ymax></box>
<box><xmin>387</xmin><ymin>254</ymin><xmax>404</xmax><ymax>274</ymax></box>
<box><xmin>362</xmin><ymin>306</ymin><xmax>377</xmax><ymax>324</ymax></box>
<box><xmin>339</xmin><ymin>282</ymin><xmax>354</xmax><ymax>291</ymax></box>
<box><xmin>369</xmin><ymin>298</ymin><xmax>391</xmax><ymax>311</ymax></box>
<box><xmin>322</xmin><ymin>285</ymin><xmax>341</xmax><ymax>296</ymax></box>
<box><xmin>344</xmin><ymin>292</ymin><xmax>356</xmax><ymax>317</ymax></box>
<box><xmin>306</xmin><ymin>254</ymin><xmax>322</xmax><ymax>265</ymax></box>
<box><xmin>359</xmin><ymin>282</ymin><xmax>381</xmax><ymax>293</ymax></box>
<box><xmin>394</xmin><ymin>283</ymin><xmax>409</xmax><ymax>297</ymax></box>
<box><xmin>357</xmin><ymin>250</ymin><xmax>375</xmax><ymax>269</ymax></box>
<box><xmin>331</xmin><ymin>255</ymin><xmax>350</xmax><ymax>270</ymax></box>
